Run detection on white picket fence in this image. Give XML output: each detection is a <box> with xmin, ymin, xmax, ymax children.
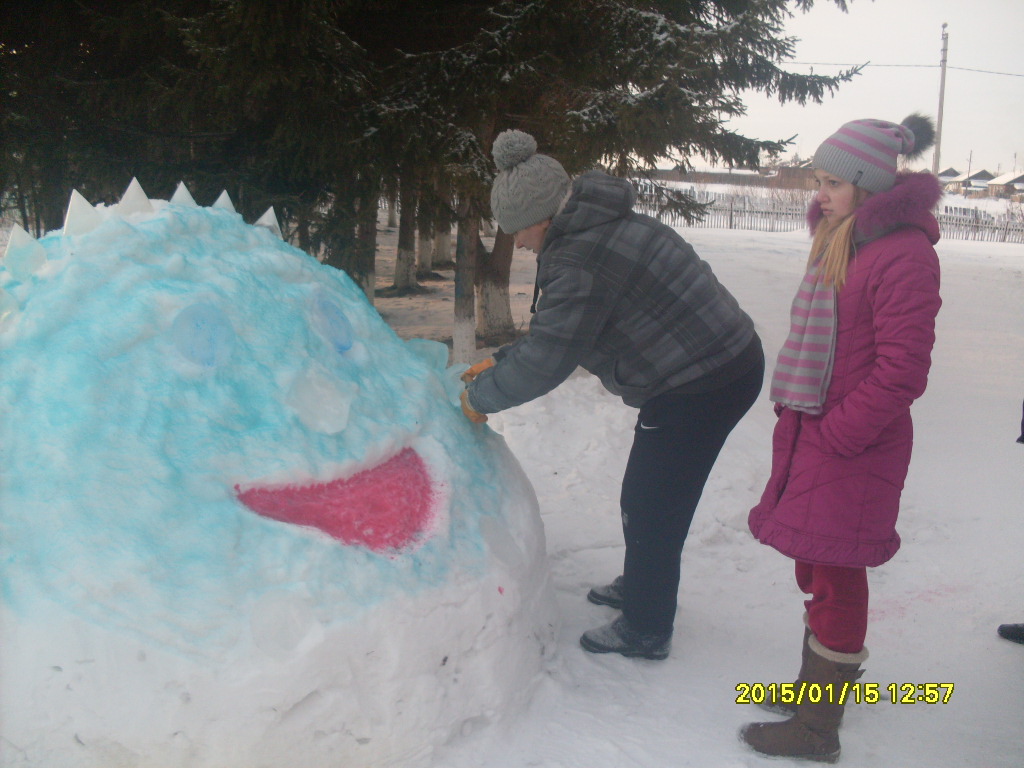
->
<box><xmin>935</xmin><ymin>211</ymin><xmax>1024</xmax><ymax>243</ymax></box>
<box><xmin>636</xmin><ymin>193</ymin><xmax>806</xmax><ymax>234</ymax></box>
<box><xmin>636</xmin><ymin>190</ymin><xmax>1024</xmax><ymax>244</ymax></box>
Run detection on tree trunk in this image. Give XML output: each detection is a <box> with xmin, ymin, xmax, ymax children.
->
<box><xmin>15</xmin><ymin>176</ymin><xmax>31</xmax><ymax>233</ymax></box>
<box><xmin>432</xmin><ymin>176</ymin><xmax>455</xmax><ymax>268</ymax></box>
<box><xmin>386</xmin><ymin>167</ymin><xmax>421</xmax><ymax>294</ymax></box>
<box><xmin>354</xmin><ymin>174</ymin><xmax>380</xmax><ymax>301</ymax></box>
<box><xmin>416</xmin><ymin>192</ymin><xmax>436</xmax><ymax>279</ymax></box>
<box><xmin>475</xmin><ymin>228</ymin><xmax>517</xmax><ymax>345</ymax></box>
<box><xmin>386</xmin><ymin>189</ymin><xmax>398</xmax><ymax>228</ymax></box>
<box><xmin>317</xmin><ymin>193</ymin><xmax>360</xmax><ymax>280</ymax></box>
<box><xmin>417</xmin><ymin>228</ymin><xmax>435</xmax><ymax>277</ymax></box>
<box><xmin>453</xmin><ymin>203</ymin><xmax>479</xmax><ymax>364</ymax></box>
<box><xmin>294</xmin><ymin>210</ymin><xmax>310</xmax><ymax>255</ymax></box>
<box><xmin>38</xmin><ymin>168</ymin><xmax>69</xmax><ymax>235</ymax></box>
<box><xmin>433</xmin><ymin>222</ymin><xmax>453</xmax><ymax>268</ymax></box>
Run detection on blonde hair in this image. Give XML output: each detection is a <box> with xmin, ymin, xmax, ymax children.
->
<box><xmin>808</xmin><ymin>187</ymin><xmax>871</xmax><ymax>290</ymax></box>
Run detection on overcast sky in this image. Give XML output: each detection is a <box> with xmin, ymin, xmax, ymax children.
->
<box><xmin>723</xmin><ymin>0</ymin><xmax>1023</xmax><ymax>176</ymax></box>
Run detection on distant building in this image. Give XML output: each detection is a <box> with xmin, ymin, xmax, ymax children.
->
<box><xmin>937</xmin><ymin>167</ymin><xmax>961</xmax><ymax>184</ymax></box>
<box><xmin>987</xmin><ymin>171</ymin><xmax>1024</xmax><ymax>199</ymax></box>
<box><xmin>649</xmin><ymin>164</ymin><xmax>813</xmax><ymax>190</ymax></box>
<box><xmin>944</xmin><ymin>169</ymin><xmax>996</xmax><ymax>197</ymax></box>
<box><xmin>773</xmin><ymin>165</ymin><xmax>815</xmax><ymax>189</ymax></box>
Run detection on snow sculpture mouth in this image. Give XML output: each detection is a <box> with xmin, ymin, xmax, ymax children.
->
<box><xmin>235</xmin><ymin>448</ymin><xmax>436</xmax><ymax>552</ymax></box>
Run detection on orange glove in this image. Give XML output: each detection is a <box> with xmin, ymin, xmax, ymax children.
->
<box><xmin>460</xmin><ymin>357</ymin><xmax>495</xmax><ymax>383</ymax></box>
<box><xmin>460</xmin><ymin>390</ymin><xmax>488</xmax><ymax>424</ymax></box>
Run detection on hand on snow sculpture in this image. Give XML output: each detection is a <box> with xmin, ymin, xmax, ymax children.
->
<box><xmin>460</xmin><ymin>357</ymin><xmax>495</xmax><ymax>383</ymax></box>
<box><xmin>461</xmin><ymin>389</ymin><xmax>488</xmax><ymax>423</ymax></box>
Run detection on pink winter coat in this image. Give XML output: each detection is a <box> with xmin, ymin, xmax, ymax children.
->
<box><xmin>748</xmin><ymin>172</ymin><xmax>942</xmax><ymax>567</ymax></box>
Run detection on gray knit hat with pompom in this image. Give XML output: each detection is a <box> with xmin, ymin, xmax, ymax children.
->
<box><xmin>489</xmin><ymin>129</ymin><xmax>570</xmax><ymax>234</ymax></box>
<box><xmin>812</xmin><ymin>113</ymin><xmax>936</xmax><ymax>193</ymax></box>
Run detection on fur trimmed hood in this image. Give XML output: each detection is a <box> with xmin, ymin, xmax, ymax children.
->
<box><xmin>808</xmin><ymin>171</ymin><xmax>943</xmax><ymax>245</ymax></box>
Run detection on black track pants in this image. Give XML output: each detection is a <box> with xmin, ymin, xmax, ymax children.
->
<box><xmin>620</xmin><ymin>357</ymin><xmax>764</xmax><ymax>634</ymax></box>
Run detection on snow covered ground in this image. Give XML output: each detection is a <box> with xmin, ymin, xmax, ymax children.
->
<box><xmin>378</xmin><ymin>223</ymin><xmax>1024</xmax><ymax>767</ymax></box>
<box><xmin>2</xmin><ymin>199</ymin><xmax>1020</xmax><ymax>767</ymax></box>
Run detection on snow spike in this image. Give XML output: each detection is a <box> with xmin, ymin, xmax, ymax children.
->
<box><xmin>118</xmin><ymin>177</ymin><xmax>154</xmax><ymax>217</ymax></box>
<box><xmin>3</xmin><ymin>223</ymin><xmax>47</xmax><ymax>280</ymax></box>
<box><xmin>63</xmin><ymin>190</ymin><xmax>103</xmax><ymax>237</ymax></box>
<box><xmin>170</xmin><ymin>182</ymin><xmax>198</xmax><ymax>207</ymax></box>
<box><xmin>212</xmin><ymin>190</ymin><xmax>236</xmax><ymax>213</ymax></box>
<box><xmin>254</xmin><ymin>206</ymin><xmax>282</xmax><ymax>239</ymax></box>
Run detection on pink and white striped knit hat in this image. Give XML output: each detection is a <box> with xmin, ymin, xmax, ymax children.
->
<box><xmin>812</xmin><ymin>117</ymin><xmax>925</xmax><ymax>193</ymax></box>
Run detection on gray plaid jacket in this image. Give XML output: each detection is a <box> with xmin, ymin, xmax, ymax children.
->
<box><xmin>468</xmin><ymin>171</ymin><xmax>756</xmax><ymax>413</ymax></box>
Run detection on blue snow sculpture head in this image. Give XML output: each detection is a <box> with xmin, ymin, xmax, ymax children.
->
<box><xmin>0</xmin><ymin>183</ymin><xmax>535</xmax><ymax>656</ymax></box>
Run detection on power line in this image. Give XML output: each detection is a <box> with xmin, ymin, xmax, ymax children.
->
<box><xmin>949</xmin><ymin>65</ymin><xmax>1023</xmax><ymax>77</ymax></box>
<box><xmin>789</xmin><ymin>62</ymin><xmax>1024</xmax><ymax>78</ymax></box>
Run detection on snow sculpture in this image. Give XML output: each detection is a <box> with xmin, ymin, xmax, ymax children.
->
<box><xmin>0</xmin><ymin>287</ymin><xmax>16</xmax><ymax>322</ymax></box>
<box><xmin>0</xmin><ymin>184</ymin><xmax>557</xmax><ymax>768</ymax></box>
<box><xmin>117</xmin><ymin>177</ymin><xmax>155</xmax><ymax>218</ymax></box>
<box><xmin>171</xmin><ymin>301</ymin><xmax>237</xmax><ymax>367</ymax></box>
<box><xmin>170</xmin><ymin>180</ymin><xmax>198</xmax><ymax>207</ymax></box>
<box><xmin>62</xmin><ymin>188</ymin><xmax>103</xmax><ymax>236</ymax></box>
<box><xmin>254</xmin><ymin>205</ymin><xmax>283</xmax><ymax>238</ymax></box>
<box><xmin>311</xmin><ymin>287</ymin><xmax>355</xmax><ymax>353</ymax></box>
<box><xmin>3</xmin><ymin>224</ymin><xmax>47</xmax><ymax>280</ymax></box>
<box><xmin>237</xmin><ymin>447</ymin><xmax>435</xmax><ymax>551</ymax></box>
<box><xmin>212</xmin><ymin>188</ymin><xmax>236</xmax><ymax>212</ymax></box>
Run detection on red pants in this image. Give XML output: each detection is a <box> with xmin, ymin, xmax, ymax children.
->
<box><xmin>795</xmin><ymin>561</ymin><xmax>869</xmax><ymax>654</ymax></box>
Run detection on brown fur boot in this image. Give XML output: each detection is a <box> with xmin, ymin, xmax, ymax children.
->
<box><xmin>740</xmin><ymin>636</ymin><xmax>867</xmax><ymax>763</ymax></box>
<box><xmin>758</xmin><ymin>616</ymin><xmax>811</xmax><ymax>717</ymax></box>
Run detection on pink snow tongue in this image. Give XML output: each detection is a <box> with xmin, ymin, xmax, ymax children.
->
<box><xmin>235</xmin><ymin>448</ymin><xmax>435</xmax><ymax>552</ymax></box>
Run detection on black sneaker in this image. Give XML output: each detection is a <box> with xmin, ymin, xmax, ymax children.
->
<box><xmin>580</xmin><ymin>616</ymin><xmax>671</xmax><ymax>660</ymax></box>
<box><xmin>998</xmin><ymin>623</ymin><xmax>1024</xmax><ymax>644</ymax></box>
<box><xmin>587</xmin><ymin>575</ymin><xmax>624</xmax><ymax>610</ymax></box>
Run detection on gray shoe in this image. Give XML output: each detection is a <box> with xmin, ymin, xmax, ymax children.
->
<box><xmin>998</xmin><ymin>623</ymin><xmax>1024</xmax><ymax>644</ymax></box>
<box><xmin>587</xmin><ymin>575</ymin><xmax>624</xmax><ymax>610</ymax></box>
<box><xmin>580</xmin><ymin>616</ymin><xmax>671</xmax><ymax>660</ymax></box>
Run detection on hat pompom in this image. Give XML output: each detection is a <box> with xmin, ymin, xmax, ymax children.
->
<box><xmin>900</xmin><ymin>113</ymin><xmax>935</xmax><ymax>160</ymax></box>
<box><xmin>492</xmin><ymin>129</ymin><xmax>538</xmax><ymax>171</ymax></box>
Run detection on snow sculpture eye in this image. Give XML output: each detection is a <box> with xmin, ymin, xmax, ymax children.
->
<box><xmin>310</xmin><ymin>289</ymin><xmax>353</xmax><ymax>354</ymax></box>
<box><xmin>287</xmin><ymin>363</ymin><xmax>358</xmax><ymax>435</ymax></box>
<box><xmin>171</xmin><ymin>302</ymin><xmax>236</xmax><ymax>367</ymax></box>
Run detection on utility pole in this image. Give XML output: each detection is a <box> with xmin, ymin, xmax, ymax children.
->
<box><xmin>932</xmin><ymin>23</ymin><xmax>949</xmax><ymax>175</ymax></box>
<box><xmin>963</xmin><ymin>150</ymin><xmax>972</xmax><ymax>196</ymax></box>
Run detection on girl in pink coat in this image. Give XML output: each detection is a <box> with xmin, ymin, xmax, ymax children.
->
<box><xmin>741</xmin><ymin>114</ymin><xmax>942</xmax><ymax>762</ymax></box>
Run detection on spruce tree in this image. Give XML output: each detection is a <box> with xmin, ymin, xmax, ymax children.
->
<box><xmin>3</xmin><ymin>0</ymin><xmax>861</xmax><ymax>332</ymax></box>
<box><xmin>394</xmin><ymin>0</ymin><xmax>859</xmax><ymax>353</ymax></box>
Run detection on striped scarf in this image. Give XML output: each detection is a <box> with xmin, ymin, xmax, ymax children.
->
<box><xmin>769</xmin><ymin>263</ymin><xmax>836</xmax><ymax>414</ymax></box>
